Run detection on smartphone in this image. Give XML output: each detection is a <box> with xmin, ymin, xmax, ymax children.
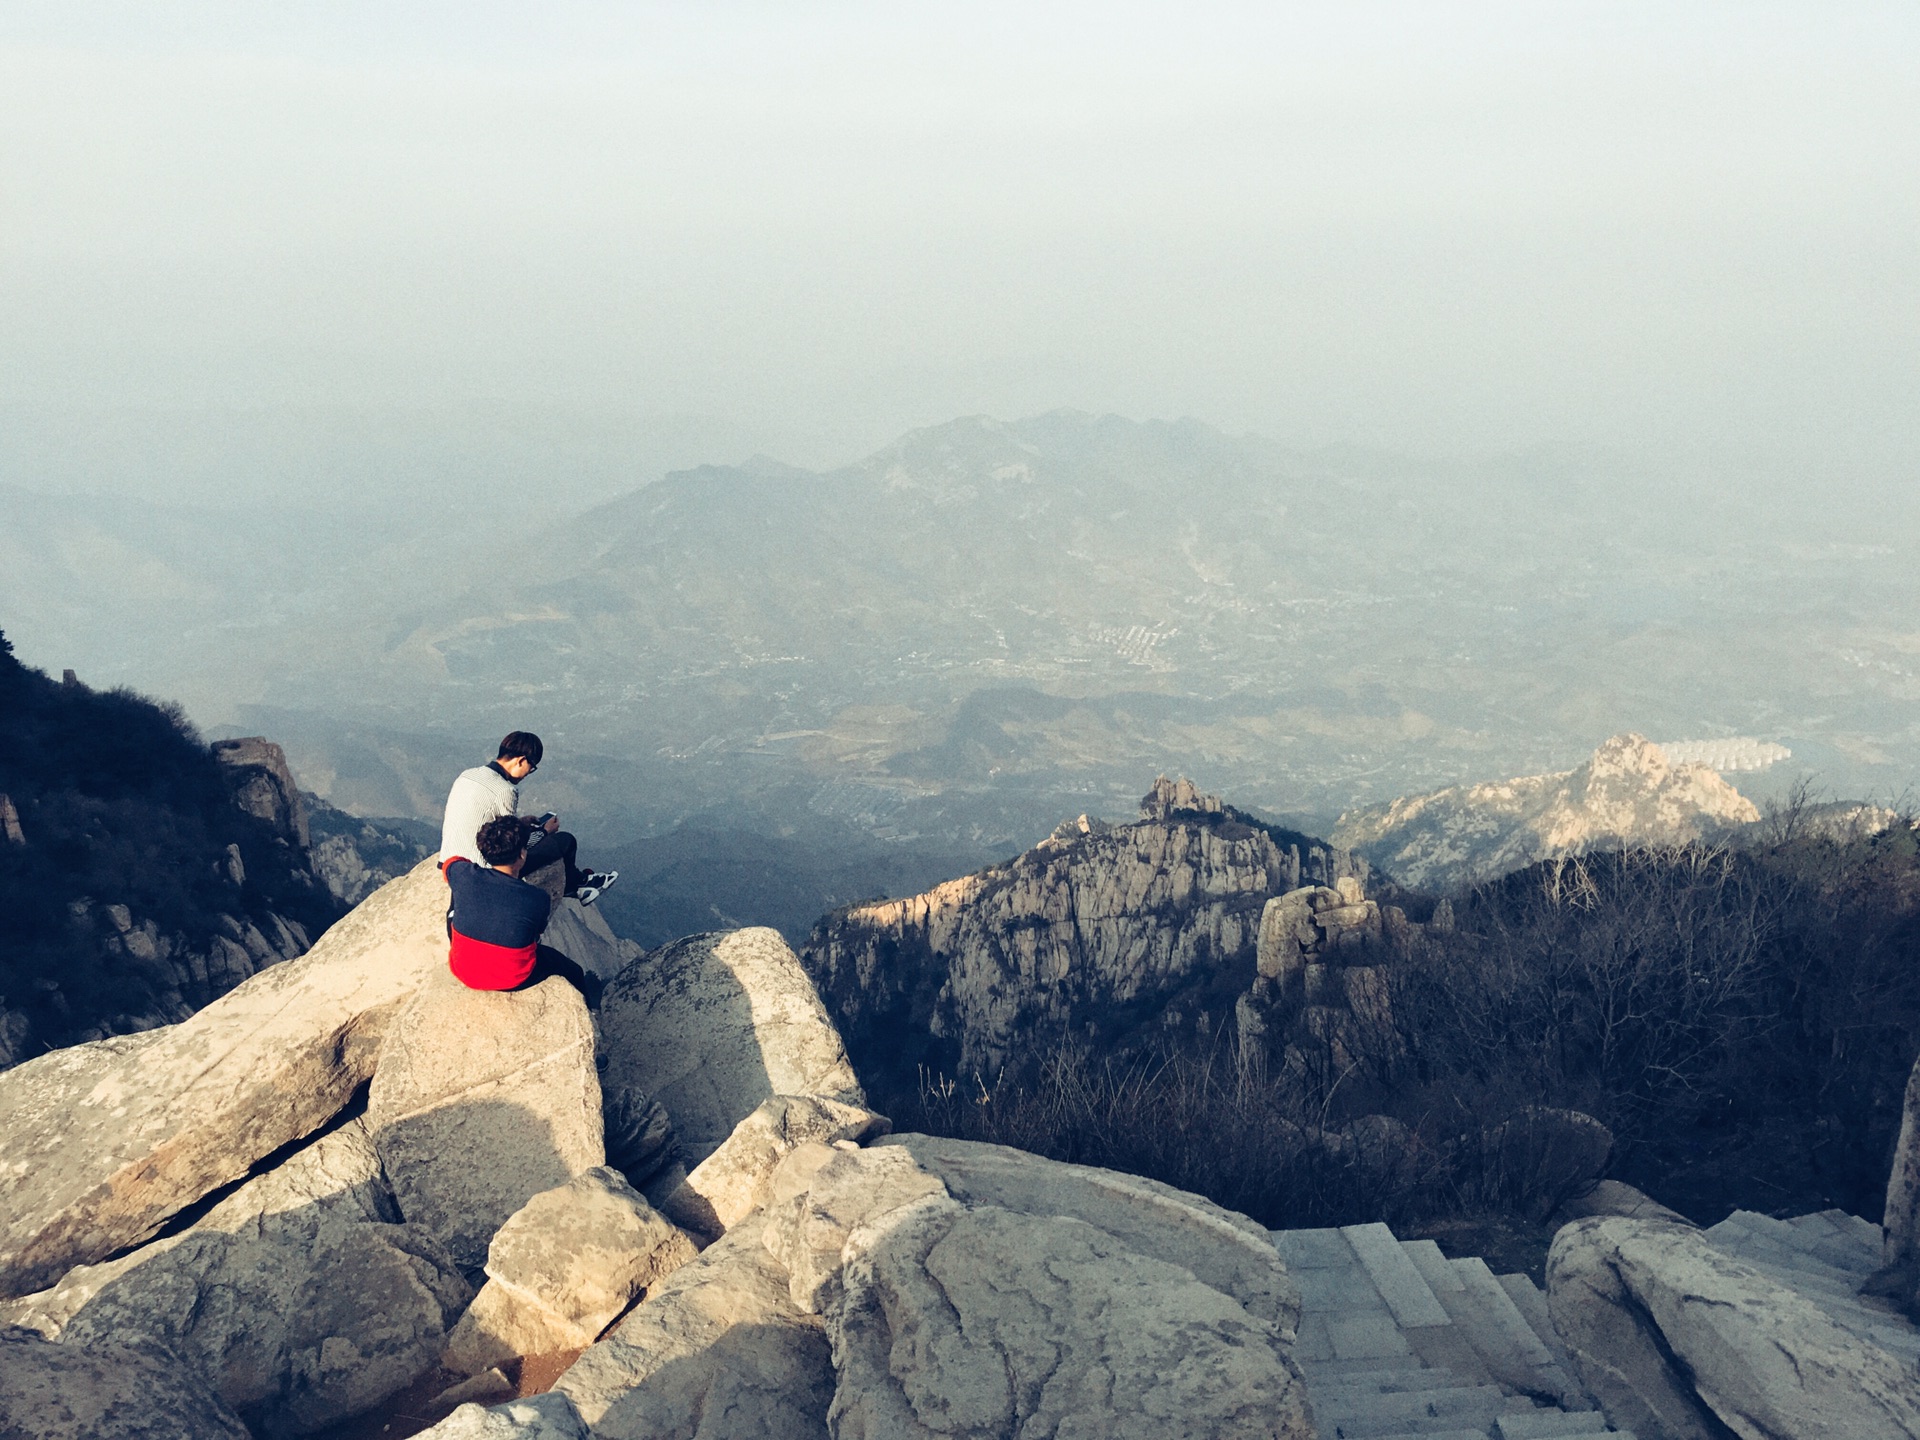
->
<box><xmin>528</xmin><ymin>811</ymin><xmax>557</xmax><ymax>830</ymax></box>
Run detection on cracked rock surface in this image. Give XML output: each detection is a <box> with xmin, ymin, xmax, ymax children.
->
<box><xmin>0</xmin><ymin>858</ymin><xmax>450</xmax><ymax>1298</ymax></box>
<box><xmin>370</xmin><ymin>966</ymin><xmax>605</xmax><ymax>1271</ymax></box>
<box><xmin>599</xmin><ymin>928</ymin><xmax>864</xmax><ymax>1167</ymax></box>
<box><xmin>828</xmin><ymin>1200</ymin><xmax>1311</xmax><ymax>1440</ymax></box>
<box><xmin>2</xmin><ymin>1116</ymin><xmax>471</xmax><ymax>1437</ymax></box>
<box><xmin>1548</xmin><ymin>1215</ymin><xmax>1920</xmax><ymax>1440</ymax></box>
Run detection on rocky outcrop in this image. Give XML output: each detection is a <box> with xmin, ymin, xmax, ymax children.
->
<box><xmin>1879</xmin><ymin>1049</ymin><xmax>1920</xmax><ymax>1311</ymax></box>
<box><xmin>423</xmin><ymin>1396</ymin><xmax>589</xmax><ymax>1439</ymax></box>
<box><xmin>1547</xmin><ymin>1215</ymin><xmax>1920</xmax><ymax>1440</ymax></box>
<box><xmin>0</xmin><ymin>1329</ymin><xmax>254</xmax><ymax>1440</ymax></box>
<box><xmin>3</xmin><ymin>1117</ymin><xmax>472</xmax><ymax>1435</ymax></box>
<box><xmin>802</xmin><ymin>781</ymin><xmax>1357</xmax><ymax>1080</ymax></box>
<box><xmin>872</xmin><ymin>1133</ymin><xmax>1300</xmax><ymax>1328</ymax></box>
<box><xmin>12</xmin><ymin>845</ymin><xmax>1327</xmax><ymax>1440</ymax></box>
<box><xmin>213</xmin><ymin>736</ymin><xmax>312</xmax><ymax>850</ymax></box>
<box><xmin>69</xmin><ymin>896</ymin><xmax>315</xmax><ymax>1029</ymax></box>
<box><xmin>369</xmin><ymin>967</ymin><xmax>605</xmax><ymax>1271</ymax></box>
<box><xmin>549</xmin><ymin>1216</ymin><xmax>836</xmax><ymax>1439</ymax></box>
<box><xmin>831</xmin><ymin>1202</ymin><xmax>1302</xmax><ymax>1439</ymax></box>
<box><xmin>542</xmin><ymin>1133</ymin><xmax>1312</xmax><ymax>1440</ymax></box>
<box><xmin>598</xmin><ymin>928</ymin><xmax>863</xmax><ymax>1167</ymax></box>
<box><xmin>1235</xmin><ymin>873</ymin><xmax>1419</xmax><ymax>1080</ymax></box>
<box><xmin>656</xmin><ymin>1094</ymin><xmax>890</xmax><ymax>1240</ymax></box>
<box><xmin>0</xmin><ymin>684</ymin><xmax>340</xmax><ymax>1071</ymax></box>
<box><xmin>763</xmin><ymin>1137</ymin><xmax>1312</xmax><ymax>1440</ymax></box>
<box><xmin>0</xmin><ymin>857</ymin><xmax>449</xmax><ymax>1298</ymax></box>
<box><xmin>444</xmin><ymin>1167</ymin><xmax>697</xmax><ymax>1375</ymax></box>
<box><xmin>1334</xmin><ymin>733</ymin><xmax>1763</xmax><ymax>891</ymax></box>
<box><xmin>303</xmin><ymin>791</ymin><xmax>436</xmax><ymax>906</ymax></box>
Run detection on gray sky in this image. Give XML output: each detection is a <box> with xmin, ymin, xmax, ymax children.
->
<box><xmin>2</xmin><ymin>1</ymin><xmax>1915</xmax><ymax>486</ymax></box>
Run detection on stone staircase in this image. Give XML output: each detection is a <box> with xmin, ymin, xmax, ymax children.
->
<box><xmin>1275</xmin><ymin>1209</ymin><xmax>1920</xmax><ymax>1440</ymax></box>
<box><xmin>1271</xmin><ymin>1221</ymin><xmax>1618</xmax><ymax>1440</ymax></box>
<box><xmin>1703</xmin><ymin>1207</ymin><xmax>1920</xmax><ymax>1364</ymax></box>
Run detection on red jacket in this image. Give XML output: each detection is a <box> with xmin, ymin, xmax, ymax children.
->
<box><xmin>444</xmin><ymin>858</ymin><xmax>551</xmax><ymax>990</ymax></box>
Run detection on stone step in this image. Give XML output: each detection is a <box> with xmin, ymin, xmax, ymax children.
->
<box><xmin>1273</xmin><ymin>1225</ymin><xmax>1364</xmax><ymax>1270</ymax></box>
<box><xmin>1788</xmin><ymin>1211</ymin><xmax>1844</xmax><ymax>1240</ymax></box>
<box><xmin>1495</xmin><ymin>1272</ymin><xmax>1585</xmax><ymax>1394</ymax></box>
<box><xmin>1706</xmin><ymin>1213</ymin><xmax>1920</xmax><ymax>1363</ymax></box>
<box><xmin>1707</xmin><ymin>1226</ymin><xmax>1864</xmax><ymax>1289</ymax></box>
<box><xmin>1308</xmin><ymin>1381</ymin><xmax>1510</xmax><ymax>1437</ymax></box>
<box><xmin>1394</xmin><ymin>1238</ymin><xmax>1576</xmax><ymax>1404</ymax></box>
<box><xmin>1820</xmin><ymin>1207</ymin><xmax>1884</xmax><ymax>1253</ymax></box>
<box><xmin>1724</xmin><ymin>1208</ymin><xmax>1875</xmax><ymax>1271</ymax></box>
<box><xmin>1345</xmin><ymin>1222</ymin><xmax>1453</xmax><ymax>1329</ymax></box>
<box><xmin>1450</xmin><ymin>1258</ymin><xmax>1585</xmax><ymax>1406</ymax></box>
<box><xmin>1312</xmin><ymin>1368</ymin><xmax>1494</xmax><ymax>1399</ymax></box>
<box><xmin>1296</xmin><ymin>1259</ymin><xmax>1394</xmax><ymax>1315</ymax></box>
<box><xmin>1300</xmin><ymin>1354</ymin><xmax>1433</xmax><ymax>1381</ymax></box>
<box><xmin>1494</xmin><ymin>1412</ymin><xmax>1631</xmax><ymax>1439</ymax></box>
<box><xmin>1277</xmin><ymin>1221</ymin><xmax>1623</xmax><ymax>1439</ymax></box>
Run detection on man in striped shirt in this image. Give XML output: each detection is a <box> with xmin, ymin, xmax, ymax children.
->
<box><xmin>445</xmin><ymin>816</ymin><xmax>600</xmax><ymax>1006</ymax></box>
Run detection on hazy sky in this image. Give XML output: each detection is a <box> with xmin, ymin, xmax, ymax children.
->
<box><xmin>2</xmin><ymin>2</ymin><xmax>1916</xmax><ymax>486</ymax></box>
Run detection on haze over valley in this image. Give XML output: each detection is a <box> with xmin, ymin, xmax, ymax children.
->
<box><xmin>6</xmin><ymin>410</ymin><xmax>1917</xmax><ymax>924</ymax></box>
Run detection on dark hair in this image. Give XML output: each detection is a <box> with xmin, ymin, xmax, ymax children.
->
<box><xmin>476</xmin><ymin>816</ymin><xmax>529</xmax><ymax>866</ymax></box>
<box><xmin>497</xmin><ymin>731</ymin><xmax>544</xmax><ymax>765</ymax></box>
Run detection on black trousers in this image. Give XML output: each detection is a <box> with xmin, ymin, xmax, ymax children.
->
<box><xmin>524</xmin><ymin>829</ymin><xmax>588</xmax><ymax>898</ymax></box>
<box><xmin>515</xmin><ymin>943</ymin><xmax>602</xmax><ymax>1008</ymax></box>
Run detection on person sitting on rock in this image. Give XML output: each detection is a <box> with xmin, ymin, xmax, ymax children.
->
<box><xmin>439</xmin><ymin>729</ymin><xmax>617</xmax><ymax>905</ymax></box>
<box><xmin>445</xmin><ymin>816</ymin><xmax>602</xmax><ymax>1006</ymax></box>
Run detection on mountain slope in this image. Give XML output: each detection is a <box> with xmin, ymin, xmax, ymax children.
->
<box><xmin>0</xmin><ymin>633</ymin><xmax>341</xmax><ymax>1066</ymax></box>
<box><xmin>799</xmin><ymin>777</ymin><xmax>1353</xmax><ymax>1086</ymax></box>
<box><xmin>1332</xmin><ymin>733</ymin><xmax>1762</xmax><ymax>890</ymax></box>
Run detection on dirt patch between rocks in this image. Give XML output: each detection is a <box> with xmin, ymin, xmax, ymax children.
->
<box><xmin>310</xmin><ymin>1349</ymin><xmax>586</xmax><ymax>1440</ymax></box>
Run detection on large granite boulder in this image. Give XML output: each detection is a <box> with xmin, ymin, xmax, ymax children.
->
<box><xmin>830</xmin><ymin>1200</ymin><xmax>1310</xmax><ymax>1440</ymax></box>
<box><xmin>1553</xmin><ymin>1178</ymin><xmax>1692</xmax><ymax>1227</ymax></box>
<box><xmin>656</xmin><ymin>1094</ymin><xmax>890</xmax><ymax>1240</ymax></box>
<box><xmin>1548</xmin><ymin>1215</ymin><xmax>1920</xmax><ymax>1440</ymax></box>
<box><xmin>552</xmin><ymin>1216</ymin><xmax>836</xmax><ymax>1440</ymax></box>
<box><xmin>369</xmin><ymin>966</ymin><xmax>604</xmax><ymax>1271</ymax></box>
<box><xmin>0</xmin><ymin>858</ymin><xmax>450</xmax><ymax>1299</ymax></box>
<box><xmin>2</xmin><ymin>1117</ymin><xmax>472</xmax><ymax>1436</ymax></box>
<box><xmin>763</xmin><ymin>1137</ymin><xmax>1313</xmax><ymax>1438</ymax></box>
<box><xmin>873</xmin><ymin>1133</ymin><xmax>1301</xmax><ymax>1331</ymax></box>
<box><xmin>598</xmin><ymin>928</ymin><xmax>864</xmax><ymax>1166</ymax></box>
<box><xmin>540</xmin><ymin>899</ymin><xmax>639</xmax><ymax>979</ymax></box>
<box><xmin>0</xmin><ymin>1329</ymin><xmax>253</xmax><ymax>1440</ymax></box>
<box><xmin>445</xmin><ymin>1167</ymin><xmax>698</xmax><ymax>1374</ymax></box>
<box><xmin>1878</xmin><ymin>1049</ymin><xmax>1920</xmax><ymax>1308</ymax></box>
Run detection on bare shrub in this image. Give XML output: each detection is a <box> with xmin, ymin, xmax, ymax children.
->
<box><xmin>872</xmin><ymin>824</ymin><xmax>1920</xmax><ymax>1230</ymax></box>
<box><xmin>1391</xmin><ymin>846</ymin><xmax>1778</xmax><ymax>1139</ymax></box>
<box><xmin>893</xmin><ymin>1041</ymin><xmax>1453</xmax><ymax>1230</ymax></box>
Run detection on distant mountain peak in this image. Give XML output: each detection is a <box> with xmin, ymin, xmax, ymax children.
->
<box><xmin>1333</xmin><ymin>733</ymin><xmax>1762</xmax><ymax>891</ymax></box>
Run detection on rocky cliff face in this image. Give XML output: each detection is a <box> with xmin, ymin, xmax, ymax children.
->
<box><xmin>0</xmin><ymin>649</ymin><xmax>341</xmax><ymax>1070</ymax></box>
<box><xmin>1332</xmin><ymin>733</ymin><xmax>1763</xmax><ymax>892</ymax></box>
<box><xmin>304</xmin><ymin>792</ymin><xmax>437</xmax><ymax>906</ymax></box>
<box><xmin>800</xmin><ymin>777</ymin><xmax>1371</xmax><ymax>1082</ymax></box>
